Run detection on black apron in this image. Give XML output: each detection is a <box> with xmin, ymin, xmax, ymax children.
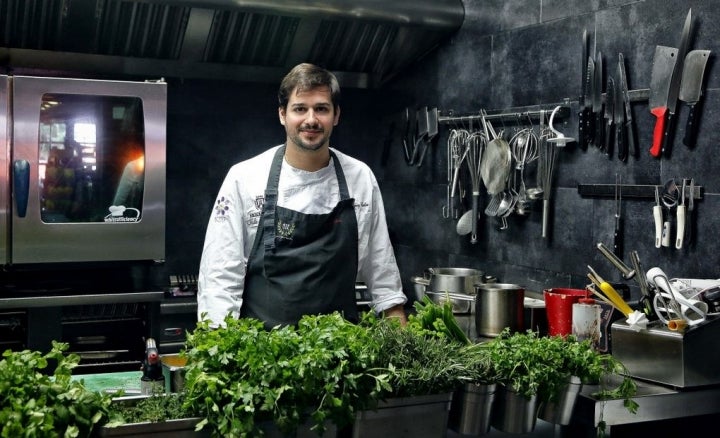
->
<box><xmin>241</xmin><ymin>146</ymin><xmax>359</xmax><ymax>329</ymax></box>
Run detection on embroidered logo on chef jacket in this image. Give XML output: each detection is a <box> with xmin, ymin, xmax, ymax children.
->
<box><xmin>353</xmin><ymin>201</ymin><xmax>369</xmax><ymax>210</ymax></box>
<box><xmin>253</xmin><ymin>195</ymin><xmax>265</xmax><ymax>210</ymax></box>
<box><xmin>246</xmin><ymin>195</ymin><xmax>265</xmax><ymax>227</ymax></box>
<box><xmin>214</xmin><ymin>196</ymin><xmax>230</xmax><ymax>222</ymax></box>
<box><xmin>276</xmin><ymin>220</ymin><xmax>296</xmax><ymax>240</ymax></box>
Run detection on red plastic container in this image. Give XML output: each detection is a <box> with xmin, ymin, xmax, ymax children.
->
<box><xmin>543</xmin><ymin>288</ymin><xmax>589</xmax><ymax>336</ymax></box>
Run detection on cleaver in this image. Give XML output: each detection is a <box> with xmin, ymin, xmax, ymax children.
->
<box><xmin>679</xmin><ymin>49</ymin><xmax>711</xmax><ymax>148</ymax></box>
<box><xmin>648</xmin><ymin>45</ymin><xmax>678</xmax><ymax>157</ymax></box>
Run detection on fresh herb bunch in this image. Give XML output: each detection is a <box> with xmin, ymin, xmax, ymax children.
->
<box><xmin>183</xmin><ymin>313</ymin><xmax>390</xmax><ymax>437</ymax></box>
<box><xmin>407</xmin><ymin>295</ymin><xmax>471</xmax><ymax>344</ymax></box>
<box><xmin>0</xmin><ymin>341</ymin><xmax>111</xmax><ymax>438</ymax></box>
<box><xmin>105</xmin><ymin>393</ymin><xmax>194</xmax><ymax>426</ymax></box>
<box><xmin>367</xmin><ymin>315</ymin><xmax>479</xmax><ymax>397</ymax></box>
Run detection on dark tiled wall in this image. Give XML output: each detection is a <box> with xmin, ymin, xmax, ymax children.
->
<box><xmin>380</xmin><ymin>0</ymin><xmax>720</xmax><ymax>300</ymax></box>
<box><xmin>162</xmin><ymin>0</ymin><xmax>720</xmax><ymax>305</ymax></box>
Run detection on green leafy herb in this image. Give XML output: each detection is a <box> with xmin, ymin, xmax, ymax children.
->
<box><xmin>481</xmin><ymin>328</ymin><xmax>637</xmax><ymax>413</ymax></box>
<box><xmin>105</xmin><ymin>393</ymin><xmax>194</xmax><ymax>426</ymax></box>
<box><xmin>408</xmin><ymin>295</ymin><xmax>471</xmax><ymax>344</ymax></box>
<box><xmin>0</xmin><ymin>341</ymin><xmax>112</xmax><ymax>438</ymax></box>
<box><xmin>184</xmin><ymin>313</ymin><xmax>390</xmax><ymax>437</ymax></box>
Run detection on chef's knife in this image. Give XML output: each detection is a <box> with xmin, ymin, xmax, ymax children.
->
<box><xmin>593</xmin><ymin>52</ymin><xmax>604</xmax><ymax>149</ymax></box>
<box><xmin>604</xmin><ymin>77</ymin><xmax>615</xmax><ymax>158</ymax></box>
<box><xmin>578</xmin><ymin>29</ymin><xmax>590</xmax><ymax>149</ymax></box>
<box><xmin>662</xmin><ymin>9</ymin><xmax>693</xmax><ymax>158</ymax></box>
<box><xmin>614</xmin><ymin>69</ymin><xmax>626</xmax><ymax>161</ymax></box>
<box><xmin>679</xmin><ymin>49</ymin><xmax>711</xmax><ymax>148</ymax></box>
<box><xmin>648</xmin><ymin>45</ymin><xmax>678</xmax><ymax>157</ymax></box>
<box><xmin>585</xmin><ymin>57</ymin><xmax>596</xmax><ymax>147</ymax></box>
<box><xmin>617</xmin><ymin>53</ymin><xmax>635</xmax><ymax>160</ymax></box>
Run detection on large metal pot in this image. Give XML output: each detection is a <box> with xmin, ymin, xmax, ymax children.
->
<box><xmin>474</xmin><ymin>283</ymin><xmax>524</xmax><ymax>337</ymax></box>
<box><xmin>411</xmin><ymin>267</ymin><xmax>485</xmax><ymax>314</ymax></box>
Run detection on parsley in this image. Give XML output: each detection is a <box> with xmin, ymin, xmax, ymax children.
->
<box><xmin>0</xmin><ymin>341</ymin><xmax>112</xmax><ymax>438</ymax></box>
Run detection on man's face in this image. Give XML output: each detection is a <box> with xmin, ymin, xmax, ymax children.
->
<box><xmin>279</xmin><ymin>85</ymin><xmax>340</xmax><ymax>152</ymax></box>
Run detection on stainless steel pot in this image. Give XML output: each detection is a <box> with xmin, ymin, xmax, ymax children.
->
<box><xmin>411</xmin><ymin>267</ymin><xmax>486</xmax><ymax>314</ymax></box>
<box><xmin>474</xmin><ymin>283</ymin><xmax>525</xmax><ymax>337</ymax></box>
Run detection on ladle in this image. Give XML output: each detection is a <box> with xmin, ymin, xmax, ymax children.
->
<box><xmin>456</xmin><ymin>209</ymin><xmax>474</xmax><ymax>235</ymax></box>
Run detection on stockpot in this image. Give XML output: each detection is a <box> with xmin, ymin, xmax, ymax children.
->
<box><xmin>411</xmin><ymin>268</ymin><xmax>487</xmax><ymax>313</ymax></box>
<box><xmin>474</xmin><ymin>283</ymin><xmax>525</xmax><ymax>337</ymax></box>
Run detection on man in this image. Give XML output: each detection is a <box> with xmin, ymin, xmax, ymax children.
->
<box><xmin>197</xmin><ymin>63</ymin><xmax>407</xmax><ymax>329</ymax></box>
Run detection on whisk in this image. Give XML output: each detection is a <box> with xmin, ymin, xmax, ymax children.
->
<box><xmin>538</xmin><ymin>110</ymin><xmax>559</xmax><ymax>239</ymax></box>
<box><xmin>447</xmin><ymin>129</ymin><xmax>469</xmax><ymax>219</ymax></box>
<box><xmin>465</xmin><ymin>131</ymin><xmax>485</xmax><ymax>243</ymax></box>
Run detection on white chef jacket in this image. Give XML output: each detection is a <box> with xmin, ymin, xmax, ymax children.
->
<box><xmin>197</xmin><ymin>145</ymin><xmax>407</xmax><ymax>325</ymax></box>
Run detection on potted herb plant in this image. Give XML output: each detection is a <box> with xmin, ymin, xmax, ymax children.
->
<box><xmin>352</xmin><ymin>297</ymin><xmax>492</xmax><ymax>438</ymax></box>
<box><xmin>481</xmin><ymin>329</ymin><xmax>638</xmax><ymax>434</ymax></box>
<box><xmin>99</xmin><ymin>391</ymin><xmax>207</xmax><ymax>437</ymax></box>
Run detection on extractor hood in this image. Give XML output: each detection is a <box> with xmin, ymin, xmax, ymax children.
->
<box><xmin>0</xmin><ymin>0</ymin><xmax>465</xmax><ymax>88</ymax></box>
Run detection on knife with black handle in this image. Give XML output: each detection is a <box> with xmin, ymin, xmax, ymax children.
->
<box><xmin>594</xmin><ymin>52</ymin><xmax>604</xmax><ymax>150</ymax></box>
<box><xmin>578</xmin><ymin>30</ymin><xmax>591</xmax><ymax>149</ymax></box>
<box><xmin>618</xmin><ymin>53</ymin><xmax>634</xmax><ymax>160</ymax></box>
<box><xmin>604</xmin><ymin>77</ymin><xmax>614</xmax><ymax>158</ymax></box>
<box><xmin>679</xmin><ymin>49</ymin><xmax>711</xmax><ymax>148</ymax></box>
<box><xmin>614</xmin><ymin>71</ymin><xmax>626</xmax><ymax>161</ymax></box>
<box><xmin>662</xmin><ymin>9</ymin><xmax>693</xmax><ymax>158</ymax></box>
<box><xmin>585</xmin><ymin>57</ymin><xmax>596</xmax><ymax>147</ymax></box>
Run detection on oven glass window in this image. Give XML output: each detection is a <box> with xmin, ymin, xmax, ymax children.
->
<box><xmin>39</xmin><ymin>94</ymin><xmax>145</xmax><ymax>224</ymax></box>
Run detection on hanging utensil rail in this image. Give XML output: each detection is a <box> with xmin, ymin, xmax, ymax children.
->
<box><xmin>438</xmin><ymin>106</ymin><xmax>571</xmax><ymax>125</ymax></box>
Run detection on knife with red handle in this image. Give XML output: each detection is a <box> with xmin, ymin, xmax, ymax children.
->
<box><xmin>648</xmin><ymin>45</ymin><xmax>677</xmax><ymax>157</ymax></box>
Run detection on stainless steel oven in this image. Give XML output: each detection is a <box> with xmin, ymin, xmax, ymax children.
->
<box><xmin>1</xmin><ymin>75</ymin><xmax>166</xmax><ymax>265</ymax></box>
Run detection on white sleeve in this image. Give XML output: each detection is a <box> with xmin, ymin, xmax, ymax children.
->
<box><xmin>197</xmin><ymin>173</ymin><xmax>247</xmax><ymax>326</ymax></box>
<box><xmin>358</xmin><ymin>173</ymin><xmax>407</xmax><ymax>313</ymax></box>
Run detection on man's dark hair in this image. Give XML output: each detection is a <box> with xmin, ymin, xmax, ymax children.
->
<box><xmin>278</xmin><ymin>63</ymin><xmax>341</xmax><ymax>110</ymax></box>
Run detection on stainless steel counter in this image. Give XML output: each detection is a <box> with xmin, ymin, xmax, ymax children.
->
<box><xmin>574</xmin><ymin>377</ymin><xmax>720</xmax><ymax>427</ymax></box>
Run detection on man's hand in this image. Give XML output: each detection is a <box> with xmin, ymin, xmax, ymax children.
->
<box><xmin>383</xmin><ymin>304</ymin><xmax>407</xmax><ymax>325</ymax></box>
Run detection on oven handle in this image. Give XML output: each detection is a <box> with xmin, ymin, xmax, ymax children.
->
<box><xmin>13</xmin><ymin>160</ymin><xmax>29</xmax><ymax>218</ymax></box>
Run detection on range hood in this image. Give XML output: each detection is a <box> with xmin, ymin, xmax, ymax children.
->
<box><xmin>0</xmin><ymin>0</ymin><xmax>464</xmax><ymax>88</ymax></box>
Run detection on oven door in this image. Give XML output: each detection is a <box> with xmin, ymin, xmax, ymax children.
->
<box><xmin>10</xmin><ymin>76</ymin><xmax>166</xmax><ymax>264</ymax></box>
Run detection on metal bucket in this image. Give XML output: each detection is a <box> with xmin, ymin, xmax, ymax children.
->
<box><xmin>449</xmin><ymin>383</ymin><xmax>496</xmax><ymax>435</ymax></box>
<box><xmin>474</xmin><ymin>283</ymin><xmax>524</xmax><ymax>337</ymax></box>
<box><xmin>490</xmin><ymin>385</ymin><xmax>538</xmax><ymax>434</ymax></box>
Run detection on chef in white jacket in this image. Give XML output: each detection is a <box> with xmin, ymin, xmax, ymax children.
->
<box><xmin>197</xmin><ymin>63</ymin><xmax>407</xmax><ymax>328</ymax></box>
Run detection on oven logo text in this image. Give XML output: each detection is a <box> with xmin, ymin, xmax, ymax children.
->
<box><xmin>104</xmin><ymin>205</ymin><xmax>141</xmax><ymax>222</ymax></box>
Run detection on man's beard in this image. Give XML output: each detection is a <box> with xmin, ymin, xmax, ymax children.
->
<box><xmin>289</xmin><ymin>126</ymin><xmax>328</xmax><ymax>152</ymax></box>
